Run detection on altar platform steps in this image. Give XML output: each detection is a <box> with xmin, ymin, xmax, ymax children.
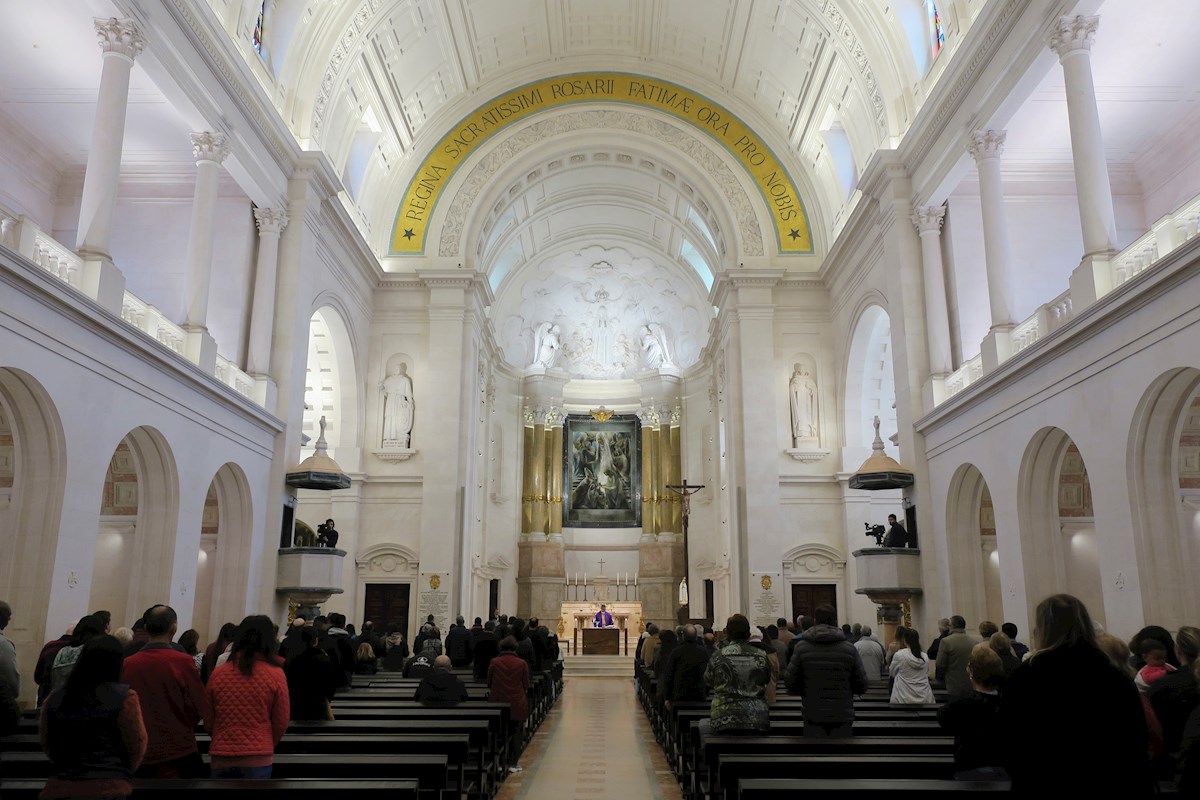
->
<box><xmin>562</xmin><ymin>654</ymin><xmax>635</xmax><ymax>679</ymax></box>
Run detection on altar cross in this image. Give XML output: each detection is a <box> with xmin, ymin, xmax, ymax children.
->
<box><xmin>598</xmin><ymin>557</ymin><xmax>606</xmax><ymax>574</ymax></box>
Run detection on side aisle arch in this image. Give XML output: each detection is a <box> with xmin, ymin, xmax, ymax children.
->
<box><xmin>389</xmin><ymin>73</ymin><xmax>814</xmax><ymax>257</ymax></box>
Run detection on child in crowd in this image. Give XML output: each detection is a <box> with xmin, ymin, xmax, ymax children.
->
<box><xmin>1134</xmin><ymin>639</ymin><xmax>1176</xmax><ymax>693</ymax></box>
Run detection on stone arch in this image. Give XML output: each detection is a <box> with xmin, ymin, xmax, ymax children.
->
<box><xmin>421</xmin><ymin>108</ymin><xmax>792</xmax><ymax>263</ymax></box>
<box><xmin>1126</xmin><ymin>367</ymin><xmax>1200</xmax><ymax>630</ymax></box>
<box><xmin>89</xmin><ymin>426</ymin><xmax>180</xmax><ymax>629</ymax></box>
<box><xmin>193</xmin><ymin>462</ymin><xmax>254</xmax><ymax>642</ymax></box>
<box><xmin>944</xmin><ymin>463</ymin><xmax>1001</xmax><ymax>625</ymax></box>
<box><xmin>1017</xmin><ymin>426</ymin><xmax>1104</xmax><ymax>627</ymax></box>
<box><xmin>0</xmin><ymin>367</ymin><xmax>67</xmax><ymax>703</ymax></box>
<box><xmin>843</xmin><ymin>302</ymin><xmax>898</xmax><ymax>456</ymax></box>
<box><xmin>304</xmin><ymin>302</ymin><xmax>362</xmax><ymax>455</ymax></box>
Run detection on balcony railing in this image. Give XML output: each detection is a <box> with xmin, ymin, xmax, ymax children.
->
<box><xmin>1</xmin><ymin>205</ymin><xmax>256</xmax><ymax>403</ymax></box>
<box><xmin>941</xmin><ymin>188</ymin><xmax>1200</xmax><ymax>404</ymax></box>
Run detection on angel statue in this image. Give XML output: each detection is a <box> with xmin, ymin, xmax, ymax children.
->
<box><xmin>531</xmin><ymin>321</ymin><xmax>562</xmax><ymax>368</ymax></box>
<box><xmin>640</xmin><ymin>323</ymin><xmax>674</xmax><ymax>368</ymax></box>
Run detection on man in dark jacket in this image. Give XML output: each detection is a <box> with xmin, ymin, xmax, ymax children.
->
<box><xmin>445</xmin><ymin>616</ymin><xmax>473</xmax><ymax>669</ymax></box>
<box><xmin>472</xmin><ymin>621</ymin><xmax>500</xmax><ymax>680</ymax></box>
<box><xmin>414</xmin><ymin>655</ymin><xmax>470</xmax><ymax>705</ymax></box>
<box><xmin>324</xmin><ymin>613</ymin><xmax>357</xmax><ymax>688</ymax></box>
<box><xmin>660</xmin><ymin>624</ymin><xmax>710</xmax><ymax>708</ymax></box>
<box><xmin>785</xmin><ymin>605</ymin><xmax>868</xmax><ymax>737</ymax></box>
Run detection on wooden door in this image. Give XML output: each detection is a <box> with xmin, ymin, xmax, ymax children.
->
<box><xmin>364</xmin><ymin>583</ymin><xmax>410</xmax><ymax>637</ymax></box>
<box><xmin>489</xmin><ymin>579</ymin><xmax>500</xmax><ymax>620</ymax></box>
<box><xmin>790</xmin><ymin>583</ymin><xmax>837</xmax><ymax>625</ymax></box>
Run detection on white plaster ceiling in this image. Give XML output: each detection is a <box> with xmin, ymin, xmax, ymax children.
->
<box><xmin>1003</xmin><ymin>0</ymin><xmax>1200</xmax><ymax>180</ymax></box>
<box><xmin>492</xmin><ymin>244</ymin><xmax>711</xmax><ymax>379</ymax></box>
<box><xmin>263</xmin><ymin>0</ymin><xmax>939</xmax><ymax>253</ymax></box>
<box><xmin>0</xmin><ymin>0</ymin><xmax>195</xmax><ymax>169</ymax></box>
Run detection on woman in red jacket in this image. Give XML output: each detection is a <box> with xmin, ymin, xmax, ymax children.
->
<box><xmin>206</xmin><ymin>615</ymin><xmax>290</xmax><ymax>778</ymax></box>
<box><xmin>488</xmin><ymin>636</ymin><xmax>530</xmax><ymax>771</ymax></box>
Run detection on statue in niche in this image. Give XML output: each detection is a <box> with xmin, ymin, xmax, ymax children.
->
<box><xmin>380</xmin><ymin>362</ymin><xmax>414</xmax><ymax>448</ymax></box>
<box><xmin>531</xmin><ymin>322</ymin><xmax>561</xmax><ymax>368</ymax></box>
<box><xmin>789</xmin><ymin>363</ymin><xmax>819</xmax><ymax>446</ymax></box>
<box><xmin>640</xmin><ymin>323</ymin><xmax>673</xmax><ymax>368</ymax></box>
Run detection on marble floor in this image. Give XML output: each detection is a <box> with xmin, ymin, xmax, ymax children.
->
<box><xmin>497</xmin><ymin>677</ymin><xmax>682</xmax><ymax>800</ymax></box>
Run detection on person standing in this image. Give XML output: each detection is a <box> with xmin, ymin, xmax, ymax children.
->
<box><xmin>445</xmin><ymin>616</ymin><xmax>473</xmax><ymax>669</ymax></box>
<box><xmin>121</xmin><ymin>605</ymin><xmax>209</xmax><ymax>778</ymax></box>
<box><xmin>51</xmin><ymin>615</ymin><xmax>106</xmax><ymax>693</ymax></box>
<box><xmin>489</xmin><ymin>637</ymin><xmax>531</xmax><ymax>772</ymax></box>
<box><xmin>1150</xmin><ymin>626</ymin><xmax>1200</xmax><ymax>776</ymax></box>
<box><xmin>999</xmin><ymin>594</ymin><xmax>1151</xmax><ymax>793</ymax></box>
<box><xmin>0</xmin><ymin>601</ymin><xmax>18</xmax><ymax>705</ymax></box>
<box><xmin>927</xmin><ymin>618</ymin><xmax>952</xmax><ymax>661</ymax></box>
<box><xmin>39</xmin><ymin>636</ymin><xmax>147</xmax><ymax>800</ymax></box>
<box><xmin>854</xmin><ymin>625</ymin><xmax>887</xmax><ymax>685</ymax></box>
<box><xmin>205</xmin><ymin>615</ymin><xmax>290</xmax><ymax>779</ymax></box>
<box><xmin>472</xmin><ymin>621</ymin><xmax>500</xmax><ymax>680</ymax></box>
<box><xmin>35</xmin><ymin>623</ymin><xmax>74</xmax><ymax>706</ymax></box>
<box><xmin>414</xmin><ymin>655</ymin><xmax>470</xmax><ymax>706</ymax></box>
<box><xmin>889</xmin><ymin>629</ymin><xmax>935</xmax><ymax>704</ymax></box>
<box><xmin>937</xmin><ymin>645</ymin><xmax>1007</xmax><ymax>779</ymax></box>
<box><xmin>785</xmin><ymin>605</ymin><xmax>868</xmax><ymax>737</ymax></box>
<box><xmin>284</xmin><ymin>627</ymin><xmax>339</xmax><ymax>720</ymax></box>
<box><xmin>660</xmin><ymin>625</ymin><xmax>711</xmax><ymax>709</ymax></box>
<box><xmin>702</xmin><ymin>615</ymin><xmax>772</xmax><ymax>736</ymax></box>
<box><xmin>935</xmin><ymin>616</ymin><xmax>976</xmax><ymax>698</ymax></box>
<box><xmin>882</xmin><ymin>514</ymin><xmax>913</xmax><ymax>547</ymax></box>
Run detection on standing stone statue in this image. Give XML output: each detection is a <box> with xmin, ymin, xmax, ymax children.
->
<box><xmin>531</xmin><ymin>322</ymin><xmax>561</xmax><ymax>368</ymax></box>
<box><xmin>380</xmin><ymin>362</ymin><xmax>414</xmax><ymax>448</ymax></box>
<box><xmin>789</xmin><ymin>363</ymin><xmax>818</xmax><ymax>446</ymax></box>
<box><xmin>640</xmin><ymin>323</ymin><xmax>673</xmax><ymax>368</ymax></box>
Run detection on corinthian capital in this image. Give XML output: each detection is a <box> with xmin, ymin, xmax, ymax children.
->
<box><xmin>95</xmin><ymin>17</ymin><xmax>146</xmax><ymax>61</ymax></box>
<box><xmin>1049</xmin><ymin>15</ymin><xmax>1099</xmax><ymax>59</ymax></box>
<box><xmin>911</xmin><ymin>205</ymin><xmax>946</xmax><ymax>234</ymax></box>
<box><xmin>253</xmin><ymin>207</ymin><xmax>289</xmax><ymax>235</ymax></box>
<box><xmin>190</xmin><ymin>132</ymin><xmax>231</xmax><ymax>164</ymax></box>
<box><xmin>968</xmin><ymin>130</ymin><xmax>1006</xmax><ymax>163</ymax></box>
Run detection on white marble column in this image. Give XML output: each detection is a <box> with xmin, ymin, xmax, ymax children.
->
<box><xmin>76</xmin><ymin>17</ymin><xmax>146</xmax><ymax>313</ymax></box>
<box><xmin>182</xmin><ymin>132</ymin><xmax>231</xmax><ymax>373</ymax></box>
<box><xmin>968</xmin><ymin>130</ymin><xmax>1015</xmax><ymax>370</ymax></box>
<box><xmin>912</xmin><ymin>205</ymin><xmax>952</xmax><ymax>403</ymax></box>
<box><xmin>247</xmin><ymin>207</ymin><xmax>288</xmax><ymax>406</ymax></box>
<box><xmin>1051</xmin><ymin>15</ymin><xmax>1118</xmax><ymax>308</ymax></box>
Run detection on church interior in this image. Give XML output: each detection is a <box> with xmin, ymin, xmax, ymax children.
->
<box><xmin>2</xmin><ymin>0</ymin><xmax>1200</xmax><ymax>792</ymax></box>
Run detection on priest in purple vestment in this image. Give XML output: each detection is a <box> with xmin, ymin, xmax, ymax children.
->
<box><xmin>593</xmin><ymin>604</ymin><xmax>614</xmax><ymax>628</ymax></box>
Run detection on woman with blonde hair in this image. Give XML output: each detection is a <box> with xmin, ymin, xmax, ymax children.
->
<box><xmin>999</xmin><ymin>594</ymin><xmax>1151</xmax><ymax>793</ymax></box>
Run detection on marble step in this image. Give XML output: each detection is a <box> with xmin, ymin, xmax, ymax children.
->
<box><xmin>562</xmin><ymin>654</ymin><xmax>636</xmax><ymax>678</ymax></box>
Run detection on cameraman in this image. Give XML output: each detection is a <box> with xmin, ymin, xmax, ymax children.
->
<box><xmin>882</xmin><ymin>514</ymin><xmax>913</xmax><ymax>548</ymax></box>
<box><xmin>316</xmin><ymin>518</ymin><xmax>340</xmax><ymax>548</ymax></box>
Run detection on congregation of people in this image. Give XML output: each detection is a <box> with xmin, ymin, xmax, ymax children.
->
<box><xmin>635</xmin><ymin>595</ymin><xmax>1200</xmax><ymax>793</ymax></box>
<box><xmin>0</xmin><ymin>600</ymin><xmax>562</xmax><ymax>796</ymax></box>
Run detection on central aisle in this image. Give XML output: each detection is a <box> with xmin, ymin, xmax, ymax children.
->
<box><xmin>498</xmin><ymin>677</ymin><xmax>682</xmax><ymax>800</ymax></box>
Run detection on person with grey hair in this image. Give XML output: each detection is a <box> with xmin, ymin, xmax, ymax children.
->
<box><xmin>414</xmin><ymin>655</ymin><xmax>469</xmax><ymax>706</ymax></box>
<box><xmin>0</xmin><ymin>601</ymin><xmax>17</xmax><ymax>703</ymax></box>
<box><xmin>928</xmin><ymin>618</ymin><xmax>952</xmax><ymax>661</ymax></box>
<box><xmin>854</xmin><ymin>624</ymin><xmax>886</xmax><ymax>685</ymax></box>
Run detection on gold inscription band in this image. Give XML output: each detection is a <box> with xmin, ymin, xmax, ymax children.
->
<box><xmin>390</xmin><ymin>72</ymin><xmax>812</xmax><ymax>256</ymax></box>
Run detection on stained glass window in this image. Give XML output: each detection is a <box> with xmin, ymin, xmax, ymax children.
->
<box><xmin>930</xmin><ymin>2</ymin><xmax>945</xmax><ymax>59</ymax></box>
<box><xmin>252</xmin><ymin>2</ymin><xmax>266</xmax><ymax>56</ymax></box>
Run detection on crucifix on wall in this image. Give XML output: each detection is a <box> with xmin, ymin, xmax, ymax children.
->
<box><xmin>597</xmin><ymin>557</ymin><xmax>607</xmax><ymax>575</ymax></box>
<box><xmin>666</xmin><ymin>479</ymin><xmax>705</xmax><ymax>606</ymax></box>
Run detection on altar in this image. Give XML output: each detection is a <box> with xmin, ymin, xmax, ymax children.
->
<box><xmin>559</xmin><ymin>601</ymin><xmax>643</xmax><ymax>656</ymax></box>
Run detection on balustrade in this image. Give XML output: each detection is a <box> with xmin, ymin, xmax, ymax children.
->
<box><xmin>940</xmin><ymin>188</ymin><xmax>1200</xmax><ymax>404</ymax></box>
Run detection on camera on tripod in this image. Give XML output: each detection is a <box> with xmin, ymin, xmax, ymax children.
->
<box><xmin>864</xmin><ymin>523</ymin><xmax>886</xmax><ymax>546</ymax></box>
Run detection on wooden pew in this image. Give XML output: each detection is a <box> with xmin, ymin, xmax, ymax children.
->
<box><xmin>712</xmin><ymin>754</ymin><xmax>956</xmax><ymax>800</ymax></box>
<box><xmin>0</xmin><ymin>778</ymin><xmax>422</xmax><ymax>799</ymax></box>
<box><xmin>735</xmin><ymin>777</ymin><xmax>1009</xmax><ymax>797</ymax></box>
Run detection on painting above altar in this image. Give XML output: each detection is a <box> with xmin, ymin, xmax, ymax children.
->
<box><xmin>563</xmin><ymin>414</ymin><xmax>641</xmax><ymax>528</ymax></box>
